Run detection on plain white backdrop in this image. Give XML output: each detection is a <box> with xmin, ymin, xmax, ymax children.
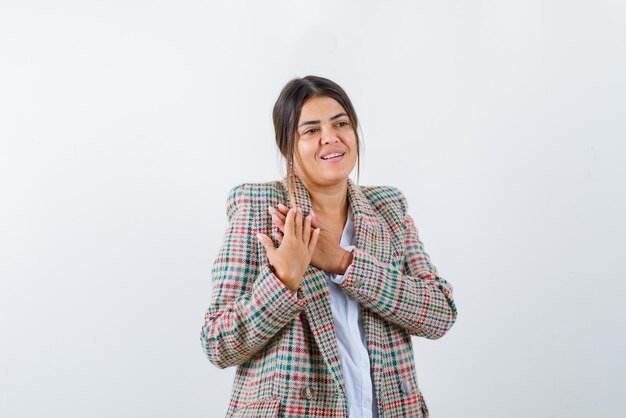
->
<box><xmin>1</xmin><ymin>1</ymin><xmax>625</xmax><ymax>417</ymax></box>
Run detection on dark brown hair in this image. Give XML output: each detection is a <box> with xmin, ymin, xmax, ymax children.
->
<box><xmin>272</xmin><ymin>75</ymin><xmax>362</xmax><ymax>207</ymax></box>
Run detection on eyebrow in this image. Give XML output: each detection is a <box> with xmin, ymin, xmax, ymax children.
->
<box><xmin>298</xmin><ymin>113</ymin><xmax>348</xmax><ymax>128</ymax></box>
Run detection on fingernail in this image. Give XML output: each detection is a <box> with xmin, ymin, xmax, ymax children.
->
<box><xmin>278</xmin><ymin>203</ymin><xmax>287</xmax><ymax>209</ymax></box>
<box><xmin>268</xmin><ymin>206</ymin><xmax>275</xmax><ymax>213</ymax></box>
<box><xmin>256</xmin><ymin>233</ymin><xmax>262</xmax><ymax>240</ymax></box>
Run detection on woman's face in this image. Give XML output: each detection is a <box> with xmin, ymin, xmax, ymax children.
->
<box><xmin>293</xmin><ymin>96</ymin><xmax>358</xmax><ymax>188</ymax></box>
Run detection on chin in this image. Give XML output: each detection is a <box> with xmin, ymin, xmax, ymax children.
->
<box><xmin>319</xmin><ymin>170</ymin><xmax>351</xmax><ymax>185</ymax></box>
<box><xmin>302</xmin><ymin>162</ymin><xmax>356</xmax><ymax>186</ymax></box>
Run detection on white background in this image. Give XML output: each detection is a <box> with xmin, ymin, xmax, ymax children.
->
<box><xmin>1</xmin><ymin>1</ymin><xmax>625</xmax><ymax>417</ymax></box>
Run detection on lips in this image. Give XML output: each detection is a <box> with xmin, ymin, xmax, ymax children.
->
<box><xmin>320</xmin><ymin>153</ymin><xmax>345</xmax><ymax>163</ymax></box>
<box><xmin>320</xmin><ymin>149</ymin><xmax>346</xmax><ymax>160</ymax></box>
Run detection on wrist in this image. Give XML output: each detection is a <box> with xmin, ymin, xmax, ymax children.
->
<box><xmin>337</xmin><ymin>248</ymin><xmax>354</xmax><ymax>275</ymax></box>
<box><xmin>268</xmin><ymin>264</ymin><xmax>302</xmax><ymax>293</ymax></box>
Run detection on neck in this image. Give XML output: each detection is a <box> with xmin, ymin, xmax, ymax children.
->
<box><xmin>299</xmin><ymin>177</ymin><xmax>349</xmax><ymax>217</ymax></box>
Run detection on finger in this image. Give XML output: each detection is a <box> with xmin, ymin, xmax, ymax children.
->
<box><xmin>270</xmin><ymin>204</ymin><xmax>287</xmax><ymax>217</ymax></box>
<box><xmin>256</xmin><ymin>233</ymin><xmax>276</xmax><ymax>259</ymax></box>
<box><xmin>309</xmin><ymin>209</ymin><xmax>321</xmax><ymax>229</ymax></box>
<box><xmin>294</xmin><ymin>206</ymin><xmax>303</xmax><ymax>241</ymax></box>
<box><xmin>269</xmin><ymin>206</ymin><xmax>286</xmax><ymax>221</ymax></box>
<box><xmin>273</xmin><ymin>209</ymin><xmax>287</xmax><ymax>223</ymax></box>
<box><xmin>277</xmin><ymin>203</ymin><xmax>289</xmax><ymax>214</ymax></box>
<box><xmin>284</xmin><ymin>206</ymin><xmax>295</xmax><ymax>238</ymax></box>
<box><xmin>271</xmin><ymin>213</ymin><xmax>285</xmax><ymax>233</ymax></box>
<box><xmin>303</xmin><ymin>214</ymin><xmax>312</xmax><ymax>246</ymax></box>
<box><xmin>308</xmin><ymin>228</ymin><xmax>321</xmax><ymax>254</ymax></box>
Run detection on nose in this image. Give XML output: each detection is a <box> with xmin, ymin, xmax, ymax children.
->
<box><xmin>321</xmin><ymin>130</ymin><xmax>339</xmax><ymax>145</ymax></box>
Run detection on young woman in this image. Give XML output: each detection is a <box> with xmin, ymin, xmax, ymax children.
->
<box><xmin>201</xmin><ymin>75</ymin><xmax>457</xmax><ymax>417</ymax></box>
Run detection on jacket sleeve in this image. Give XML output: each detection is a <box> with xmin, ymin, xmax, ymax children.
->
<box><xmin>200</xmin><ymin>184</ymin><xmax>308</xmax><ymax>369</ymax></box>
<box><xmin>337</xmin><ymin>190</ymin><xmax>457</xmax><ymax>339</ymax></box>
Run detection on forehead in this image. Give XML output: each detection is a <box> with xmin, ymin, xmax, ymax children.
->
<box><xmin>298</xmin><ymin>96</ymin><xmax>347</xmax><ymax>122</ymax></box>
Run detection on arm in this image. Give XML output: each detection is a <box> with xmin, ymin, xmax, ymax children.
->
<box><xmin>200</xmin><ymin>184</ymin><xmax>308</xmax><ymax>369</ymax></box>
<box><xmin>337</xmin><ymin>198</ymin><xmax>457</xmax><ymax>339</ymax></box>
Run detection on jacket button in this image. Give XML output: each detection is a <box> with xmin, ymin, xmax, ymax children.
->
<box><xmin>400</xmin><ymin>379</ymin><xmax>413</xmax><ymax>394</ymax></box>
<box><xmin>300</xmin><ymin>387</ymin><xmax>313</xmax><ymax>399</ymax></box>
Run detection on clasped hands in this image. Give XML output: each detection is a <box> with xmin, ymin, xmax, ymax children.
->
<box><xmin>256</xmin><ymin>203</ymin><xmax>354</xmax><ymax>292</ymax></box>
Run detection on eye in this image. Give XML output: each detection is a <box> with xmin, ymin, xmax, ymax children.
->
<box><xmin>304</xmin><ymin>128</ymin><xmax>318</xmax><ymax>135</ymax></box>
<box><xmin>337</xmin><ymin>121</ymin><xmax>350</xmax><ymax>127</ymax></box>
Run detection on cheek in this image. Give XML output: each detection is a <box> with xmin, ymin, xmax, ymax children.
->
<box><xmin>298</xmin><ymin>144</ymin><xmax>318</xmax><ymax>161</ymax></box>
<box><xmin>348</xmin><ymin>140</ymin><xmax>358</xmax><ymax>157</ymax></box>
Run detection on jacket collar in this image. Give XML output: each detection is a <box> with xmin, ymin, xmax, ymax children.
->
<box><xmin>279</xmin><ymin>173</ymin><xmax>379</xmax><ymax>227</ymax></box>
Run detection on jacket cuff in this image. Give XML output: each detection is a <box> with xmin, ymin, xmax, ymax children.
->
<box><xmin>337</xmin><ymin>247</ymin><xmax>377</xmax><ymax>290</ymax></box>
<box><xmin>254</xmin><ymin>264</ymin><xmax>309</xmax><ymax>315</ymax></box>
<box><xmin>339</xmin><ymin>247</ymin><xmax>455</xmax><ymax>304</ymax></box>
<box><xmin>330</xmin><ymin>262</ymin><xmax>355</xmax><ymax>285</ymax></box>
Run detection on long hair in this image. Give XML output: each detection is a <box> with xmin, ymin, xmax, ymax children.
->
<box><xmin>272</xmin><ymin>75</ymin><xmax>362</xmax><ymax>207</ymax></box>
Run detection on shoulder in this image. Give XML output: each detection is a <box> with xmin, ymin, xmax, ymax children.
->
<box><xmin>225</xmin><ymin>180</ymin><xmax>284</xmax><ymax>221</ymax></box>
<box><xmin>360</xmin><ymin>185</ymin><xmax>408</xmax><ymax>226</ymax></box>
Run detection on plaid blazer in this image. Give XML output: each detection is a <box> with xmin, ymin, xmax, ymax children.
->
<box><xmin>200</xmin><ymin>174</ymin><xmax>457</xmax><ymax>417</ymax></box>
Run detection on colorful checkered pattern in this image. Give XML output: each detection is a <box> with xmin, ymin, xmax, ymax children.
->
<box><xmin>201</xmin><ymin>175</ymin><xmax>457</xmax><ymax>417</ymax></box>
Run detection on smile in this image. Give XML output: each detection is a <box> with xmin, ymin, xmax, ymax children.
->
<box><xmin>321</xmin><ymin>152</ymin><xmax>345</xmax><ymax>161</ymax></box>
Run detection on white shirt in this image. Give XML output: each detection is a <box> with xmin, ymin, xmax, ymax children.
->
<box><xmin>326</xmin><ymin>206</ymin><xmax>379</xmax><ymax>417</ymax></box>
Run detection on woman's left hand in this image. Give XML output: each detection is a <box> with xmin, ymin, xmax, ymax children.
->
<box><xmin>269</xmin><ymin>204</ymin><xmax>349</xmax><ymax>274</ymax></box>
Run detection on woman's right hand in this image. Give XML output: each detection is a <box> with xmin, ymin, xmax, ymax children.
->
<box><xmin>256</xmin><ymin>206</ymin><xmax>320</xmax><ymax>292</ymax></box>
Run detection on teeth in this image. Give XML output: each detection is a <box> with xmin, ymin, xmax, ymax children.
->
<box><xmin>322</xmin><ymin>152</ymin><xmax>344</xmax><ymax>160</ymax></box>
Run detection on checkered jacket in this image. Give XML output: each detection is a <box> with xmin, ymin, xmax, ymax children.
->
<box><xmin>200</xmin><ymin>174</ymin><xmax>457</xmax><ymax>417</ymax></box>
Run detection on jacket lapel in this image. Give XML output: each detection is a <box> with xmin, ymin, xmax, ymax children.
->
<box><xmin>346</xmin><ymin>178</ymin><xmax>392</xmax><ymax>265</ymax></box>
<box><xmin>346</xmin><ymin>177</ymin><xmax>396</xmax><ymax>403</ymax></box>
<box><xmin>279</xmin><ymin>175</ymin><xmax>393</xmax><ymax>399</ymax></box>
